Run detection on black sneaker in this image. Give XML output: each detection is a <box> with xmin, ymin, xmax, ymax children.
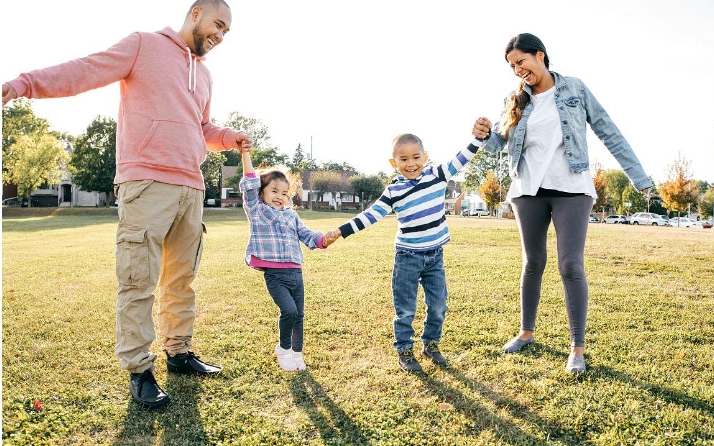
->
<box><xmin>421</xmin><ymin>341</ymin><xmax>447</xmax><ymax>365</ymax></box>
<box><xmin>398</xmin><ymin>348</ymin><xmax>423</xmax><ymax>372</ymax></box>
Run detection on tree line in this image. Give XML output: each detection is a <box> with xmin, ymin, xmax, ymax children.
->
<box><xmin>2</xmin><ymin>102</ymin><xmax>388</xmax><ymax>209</ymax></box>
<box><xmin>3</xmin><ymin>99</ymin><xmax>712</xmax><ymax>218</ymax></box>
<box><xmin>461</xmin><ymin>148</ymin><xmax>712</xmax><ymax>219</ymax></box>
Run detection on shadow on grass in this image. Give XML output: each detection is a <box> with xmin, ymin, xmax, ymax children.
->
<box><xmin>527</xmin><ymin>343</ymin><xmax>713</xmax><ymax>415</ymax></box>
<box><xmin>438</xmin><ymin>366</ymin><xmax>589</xmax><ymax>444</ymax></box>
<box><xmin>591</xmin><ymin>364</ymin><xmax>714</xmax><ymax>415</ymax></box>
<box><xmin>290</xmin><ymin>371</ymin><xmax>371</xmax><ymax>445</ymax></box>
<box><xmin>415</xmin><ymin>370</ymin><xmax>557</xmax><ymax>445</ymax></box>
<box><xmin>113</xmin><ymin>373</ymin><xmax>207</xmax><ymax>446</ymax></box>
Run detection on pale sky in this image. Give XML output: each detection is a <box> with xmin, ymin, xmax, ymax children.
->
<box><xmin>2</xmin><ymin>0</ymin><xmax>713</xmax><ymax>184</ymax></box>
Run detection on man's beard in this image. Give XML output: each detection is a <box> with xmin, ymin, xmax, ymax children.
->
<box><xmin>192</xmin><ymin>25</ymin><xmax>207</xmax><ymax>56</ymax></box>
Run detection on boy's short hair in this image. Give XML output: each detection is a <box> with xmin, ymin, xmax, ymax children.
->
<box><xmin>392</xmin><ymin>133</ymin><xmax>424</xmax><ymax>156</ymax></box>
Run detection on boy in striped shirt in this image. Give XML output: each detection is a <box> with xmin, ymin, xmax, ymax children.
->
<box><xmin>324</xmin><ymin>123</ymin><xmax>490</xmax><ymax>371</ymax></box>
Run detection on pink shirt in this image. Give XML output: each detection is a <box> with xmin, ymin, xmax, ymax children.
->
<box><xmin>8</xmin><ymin>27</ymin><xmax>240</xmax><ymax>190</ymax></box>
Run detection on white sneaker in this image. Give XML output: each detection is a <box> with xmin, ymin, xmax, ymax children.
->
<box><xmin>274</xmin><ymin>344</ymin><xmax>298</xmax><ymax>371</ymax></box>
<box><xmin>292</xmin><ymin>351</ymin><xmax>307</xmax><ymax>371</ymax></box>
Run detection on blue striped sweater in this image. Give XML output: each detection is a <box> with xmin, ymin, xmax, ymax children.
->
<box><xmin>338</xmin><ymin>142</ymin><xmax>481</xmax><ymax>252</ymax></box>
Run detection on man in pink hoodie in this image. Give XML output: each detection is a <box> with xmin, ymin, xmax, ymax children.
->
<box><xmin>2</xmin><ymin>0</ymin><xmax>251</xmax><ymax>409</ymax></box>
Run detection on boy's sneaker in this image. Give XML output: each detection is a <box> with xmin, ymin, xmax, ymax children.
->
<box><xmin>292</xmin><ymin>351</ymin><xmax>307</xmax><ymax>371</ymax></box>
<box><xmin>421</xmin><ymin>341</ymin><xmax>447</xmax><ymax>365</ymax></box>
<box><xmin>398</xmin><ymin>348</ymin><xmax>423</xmax><ymax>372</ymax></box>
<box><xmin>274</xmin><ymin>344</ymin><xmax>298</xmax><ymax>371</ymax></box>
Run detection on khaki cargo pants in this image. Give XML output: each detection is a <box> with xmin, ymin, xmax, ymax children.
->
<box><xmin>114</xmin><ymin>180</ymin><xmax>205</xmax><ymax>373</ymax></box>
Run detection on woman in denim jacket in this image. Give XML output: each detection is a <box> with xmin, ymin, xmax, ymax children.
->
<box><xmin>476</xmin><ymin>33</ymin><xmax>652</xmax><ymax>373</ymax></box>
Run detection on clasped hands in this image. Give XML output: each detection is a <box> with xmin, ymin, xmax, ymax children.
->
<box><xmin>322</xmin><ymin>228</ymin><xmax>341</xmax><ymax>247</ymax></box>
<box><xmin>236</xmin><ymin>132</ymin><xmax>253</xmax><ymax>152</ymax></box>
<box><xmin>472</xmin><ymin>117</ymin><xmax>492</xmax><ymax>140</ymax></box>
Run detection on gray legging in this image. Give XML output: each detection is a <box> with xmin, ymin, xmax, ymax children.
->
<box><xmin>510</xmin><ymin>194</ymin><xmax>592</xmax><ymax>347</ymax></box>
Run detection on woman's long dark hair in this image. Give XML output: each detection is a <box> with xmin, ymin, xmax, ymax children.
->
<box><xmin>500</xmin><ymin>33</ymin><xmax>550</xmax><ymax>138</ymax></box>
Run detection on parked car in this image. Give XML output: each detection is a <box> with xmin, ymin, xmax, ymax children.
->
<box><xmin>692</xmin><ymin>220</ymin><xmax>712</xmax><ymax>229</ymax></box>
<box><xmin>462</xmin><ymin>208</ymin><xmax>489</xmax><ymax>217</ymax></box>
<box><xmin>602</xmin><ymin>215</ymin><xmax>628</xmax><ymax>224</ymax></box>
<box><xmin>630</xmin><ymin>212</ymin><xmax>670</xmax><ymax>226</ymax></box>
<box><xmin>669</xmin><ymin>217</ymin><xmax>695</xmax><ymax>228</ymax></box>
<box><xmin>1</xmin><ymin>197</ymin><xmax>21</xmax><ymax>207</ymax></box>
<box><xmin>589</xmin><ymin>215</ymin><xmax>599</xmax><ymax>223</ymax></box>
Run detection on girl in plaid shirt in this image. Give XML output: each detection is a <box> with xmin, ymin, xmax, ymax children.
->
<box><xmin>239</xmin><ymin>150</ymin><xmax>331</xmax><ymax>371</ymax></box>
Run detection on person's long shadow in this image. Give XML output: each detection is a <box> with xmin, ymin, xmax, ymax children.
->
<box><xmin>159</xmin><ymin>374</ymin><xmax>208</xmax><ymax>445</ymax></box>
<box><xmin>435</xmin><ymin>365</ymin><xmax>588</xmax><ymax>444</ymax></box>
<box><xmin>290</xmin><ymin>372</ymin><xmax>371</xmax><ymax>445</ymax></box>
<box><xmin>415</xmin><ymin>370</ymin><xmax>556</xmax><ymax>445</ymax></box>
<box><xmin>590</xmin><ymin>363</ymin><xmax>714</xmax><ymax>415</ymax></box>
<box><xmin>112</xmin><ymin>373</ymin><xmax>207</xmax><ymax>445</ymax></box>
<box><xmin>113</xmin><ymin>396</ymin><xmax>161</xmax><ymax>446</ymax></box>
<box><xmin>533</xmin><ymin>343</ymin><xmax>713</xmax><ymax>415</ymax></box>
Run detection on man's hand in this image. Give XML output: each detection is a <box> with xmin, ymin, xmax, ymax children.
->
<box><xmin>236</xmin><ymin>131</ymin><xmax>253</xmax><ymax>153</ymax></box>
<box><xmin>2</xmin><ymin>83</ymin><xmax>18</xmax><ymax>106</ymax></box>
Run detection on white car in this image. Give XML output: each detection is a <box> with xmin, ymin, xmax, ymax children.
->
<box><xmin>602</xmin><ymin>215</ymin><xmax>628</xmax><ymax>224</ymax></box>
<box><xmin>670</xmin><ymin>217</ymin><xmax>695</xmax><ymax>228</ymax></box>
<box><xmin>462</xmin><ymin>208</ymin><xmax>489</xmax><ymax>217</ymax></box>
<box><xmin>630</xmin><ymin>212</ymin><xmax>670</xmax><ymax>226</ymax></box>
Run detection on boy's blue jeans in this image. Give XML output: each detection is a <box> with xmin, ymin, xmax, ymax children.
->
<box><xmin>391</xmin><ymin>247</ymin><xmax>448</xmax><ymax>352</ymax></box>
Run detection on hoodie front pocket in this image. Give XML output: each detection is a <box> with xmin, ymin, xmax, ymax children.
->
<box><xmin>137</xmin><ymin>120</ymin><xmax>203</xmax><ymax>170</ymax></box>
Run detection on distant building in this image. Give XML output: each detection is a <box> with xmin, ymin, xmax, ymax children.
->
<box><xmin>299</xmin><ymin>170</ymin><xmax>361</xmax><ymax>210</ymax></box>
<box><xmin>444</xmin><ymin>180</ymin><xmax>464</xmax><ymax>214</ymax></box>
<box><xmin>220</xmin><ymin>165</ymin><xmax>242</xmax><ymax>207</ymax></box>
<box><xmin>3</xmin><ymin>141</ymin><xmax>107</xmax><ymax>207</ymax></box>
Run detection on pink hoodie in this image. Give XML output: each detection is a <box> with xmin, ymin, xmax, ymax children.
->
<box><xmin>8</xmin><ymin>27</ymin><xmax>240</xmax><ymax>190</ymax></box>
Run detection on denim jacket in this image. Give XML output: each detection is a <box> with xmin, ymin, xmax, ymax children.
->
<box><xmin>481</xmin><ymin>72</ymin><xmax>653</xmax><ymax>191</ymax></box>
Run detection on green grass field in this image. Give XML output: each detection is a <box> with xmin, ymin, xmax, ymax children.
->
<box><xmin>2</xmin><ymin>208</ymin><xmax>713</xmax><ymax>445</ymax></box>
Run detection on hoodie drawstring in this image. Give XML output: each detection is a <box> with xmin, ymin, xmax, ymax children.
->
<box><xmin>186</xmin><ymin>46</ymin><xmax>197</xmax><ymax>94</ymax></box>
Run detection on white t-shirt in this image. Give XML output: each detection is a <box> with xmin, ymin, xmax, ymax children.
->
<box><xmin>506</xmin><ymin>85</ymin><xmax>596</xmax><ymax>203</ymax></box>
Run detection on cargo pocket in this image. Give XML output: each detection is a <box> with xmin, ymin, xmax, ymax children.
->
<box><xmin>116</xmin><ymin>225</ymin><xmax>150</xmax><ymax>288</ymax></box>
<box><xmin>193</xmin><ymin>222</ymin><xmax>207</xmax><ymax>276</ymax></box>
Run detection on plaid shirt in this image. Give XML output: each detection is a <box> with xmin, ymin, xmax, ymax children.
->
<box><xmin>240</xmin><ymin>175</ymin><xmax>323</xmax><ymax>267</ymax></box>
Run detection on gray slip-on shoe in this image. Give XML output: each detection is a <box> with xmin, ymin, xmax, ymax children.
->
<box><xmin>502</xmin><ymin>336</ymin><xmax>534</xmax><ymax>353</ymax></box>
<box><xmin>565</xmin><ymin>355</ymin><xmax>586</xmax><ymax>373</ymax></box>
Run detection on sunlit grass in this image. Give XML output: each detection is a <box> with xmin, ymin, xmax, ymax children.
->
<box><xmin>2</xmin><ymin>208</ymin><xmax>713</xmax><ymax>445</ymax></box>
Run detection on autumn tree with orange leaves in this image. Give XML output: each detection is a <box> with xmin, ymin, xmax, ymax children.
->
<box><xmin>658</xmin><ymin>153</ymin><xmax>699</xmax><ymax>216</ymax></box>
<box><xmin>478</xmin><ymin>170</ymin><xmax>502</xmax><ymax>214</ymax></box>
<box><xmin>592</xmin><ymin>162</ymin><xmax>608</xmax><ymax>215</ymax></box>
